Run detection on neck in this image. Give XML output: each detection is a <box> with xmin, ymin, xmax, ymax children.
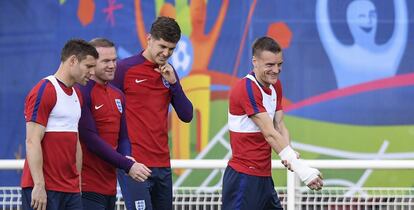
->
<box><xmin>91</xmin><ymin>75</ymin><xmax>107</xmax><ymax>85</ymax></box>
<box><xmin>54</xmin><ymin>64</ymin><xmax>74</xmax><ymax>87</ymax></box>
<box><xmin>142</xmin><ymin>49</ymin><xmax>155</xmax><ymax>63</ymax></box>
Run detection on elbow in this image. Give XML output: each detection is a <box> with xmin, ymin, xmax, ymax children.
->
<box><xmin>178</xmin><ymin>105</ymin><xmax>193</xmax><ymax>123</ymax></box>
<box><xmin>25</xmin><ymin>137</ymin><xmax>38</xmax><ymax>148</ymax></box>
<box><xmin>262</xmin><ymin>132</ymin><xmax>273</xmax><ymax>143</ymax></box>
<box><xmin>181</xmin><ymin>111</ymin><xmax>193</xmax><ymax>123</ymax></box>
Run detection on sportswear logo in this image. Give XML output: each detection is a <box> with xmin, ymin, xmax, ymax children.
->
<box><xmin>94</xmin><ymin>104</ymin><xmax>104</xmax><ymax>110</ymax></box>
<box><xmin>135</xmin><ymin>79</ymin><xmax>147</xmax><ymax>84</ymax></box>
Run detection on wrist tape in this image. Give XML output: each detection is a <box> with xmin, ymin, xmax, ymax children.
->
<box><xmin>279</xmin><ymin>146</ymin><xmax>320</xmax><ymax>185</ymax></box>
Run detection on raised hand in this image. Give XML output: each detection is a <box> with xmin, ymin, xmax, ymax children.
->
<box><xmin>155</xmin><ymin>63</ymin><xmax>177</xmax><ymax>84</ymax></box>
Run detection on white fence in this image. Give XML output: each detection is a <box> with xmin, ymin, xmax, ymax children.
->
<box><xmin>1</xmin><ymin>159</ymin><xmax>414</xmax><ymax>209</ymax></box>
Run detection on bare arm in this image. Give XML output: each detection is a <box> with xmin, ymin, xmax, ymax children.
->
<box><xmin>250</xmin><ymin>112</ymin><xmax>290</xmax><ymax>154</ymax></box>
<box><xmin>274</xmin><ymin>110</ymin><xmax>290</xmax><ymax>144</ymax></box>
<box><xmin>25</xmin><ymin>122</ymin><xmax>47</xmax><ymax>210</ymax></box>
<box><xmin>250</xmin><ymin>112</ymin><xmax>323</xmax><ymax>190</ymax></box>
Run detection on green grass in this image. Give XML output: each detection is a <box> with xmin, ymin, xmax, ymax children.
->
<box><xmin>171</xmin><ymin>100</ymin><xmax>414</xmax><ymax>187</ymax></box>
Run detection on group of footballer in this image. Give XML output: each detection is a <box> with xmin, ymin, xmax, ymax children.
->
<box><xmin>21</xmin><ymin>16</ymin><xmax>323</xmax><ymax>210</ymax></box>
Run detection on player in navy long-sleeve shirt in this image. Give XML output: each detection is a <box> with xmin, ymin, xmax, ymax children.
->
<box><xmin>78</xmin><ymin>38</ymin><xmax>151</xmax><ymax>210</ymax></box>
<box><xmin>112</xmin><ymin>17</ymin><xmax>193</xmax><ymax>210</ymax></box>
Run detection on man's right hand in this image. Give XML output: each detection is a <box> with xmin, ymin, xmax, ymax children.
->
<box><xmin>279</xmin><ymin>145</ymin><xmax>323</xmax><ymax>190</ymax></box>
<box><xmin>31</xmin><ymin>184</ymin><xmax>47</xmax><ymax>210</ymax></box>
<box><xmin>306</xmin><ymin>173</ymin><xmax>324</xmax><ymax>191</ymax></box>
<box><xmin>128</xmin><ymin>162</ymin><xmax>152</xmax><ymax>182</ymax></box>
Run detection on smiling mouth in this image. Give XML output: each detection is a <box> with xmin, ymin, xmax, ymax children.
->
<box><xmin>360</xmin><ymin>26</ymin><xmax>373</xmax><ymax>33</ymax></box>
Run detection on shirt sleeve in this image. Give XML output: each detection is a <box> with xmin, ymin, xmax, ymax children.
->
<box><xmin>24</xmin><ymin>80</ymin><xmax>56</xmax><ymax>126</ymax></box>
<box><xmin>117</xmin><ymin>93</ymin><xmax>131</xmax><ymax>156</ymax></box>
<box><xmin>112</xmin><ymin>60</ymin><xmax>128</xmax><ymax>91</ymax></box>
<box><xmin>240</xmin><ymin>79</ymin><xmax>267</xmax><ymax>116</ymax></box>
<box><xmin>78</xmin><ymin>84</ymin><xmax>134</xmax><ymax>173</ymax></box>
<box><xmin>170</xmin><ymin>68</ymin><xmax>193</xmax><ymax>123</ymax></box>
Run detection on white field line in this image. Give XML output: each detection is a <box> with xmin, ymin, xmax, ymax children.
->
<box><xmin>344</xmin><ymin>140</ymin><xmax>389</xmax><ymax>197</ymax></box>
<box><xmin>175</xmin><ymin>124</ymin><xmax>414</xmax><ymax>189</ymax></box>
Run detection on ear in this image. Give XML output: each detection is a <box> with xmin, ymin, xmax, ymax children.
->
<box><xmin>68</xmin><ymin>55</ymin><xmax>78</xmax><ymax>66</ymax></box>
<box><xmin>147</xmin><ymin>34</ymin><xmax>152</xmax><ymax>43</ymax></box>
<box><xmin>252</xmin><ymin>55</ymin><xmax>257</xmax><ymax>68</ymax></box>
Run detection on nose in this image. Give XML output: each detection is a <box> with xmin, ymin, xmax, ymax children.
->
<box><xmin>89</xmin><ymin>67</ymin><xmax>95</xmax><ymax>76</ymax></box>
<box><xmin>108</xmin><ymin>60</ymin><xmax>116</xmax><ymax>69</ymax></box>
<box><xmin>273</xmin><ymin>65</ymin><xmax>281</xmax><ymax>74</ymax></box>
<box><xmin>162</xmin><ymin>48</ymin><xmax>170</xmax><ymax>57</ymax></box>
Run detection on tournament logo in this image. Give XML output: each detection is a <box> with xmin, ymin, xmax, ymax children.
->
<box><xmin>115</xmin><ymin>99</ymin><xmax>122</xmax><ymax>113</ymax></box>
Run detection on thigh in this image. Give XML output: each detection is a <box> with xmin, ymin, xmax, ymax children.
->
<box><xmin>221</xmin><ymin>166</ymin><xmax>251</xmax><ymax>210</ymax></box>
<box><xmin>264</xmin><ymin>179</ymin><xmax>284</xmax><ymax>210</ymax></box>
<box><xmin>106</xmin><ymin>194</ymin><xmax>116</xmax><ymax>210</ymax></box>
<box><xmin>44</xmin><ymin>191</ymin><xmax>64</xmax><ymax>210</ymax></box>
<box><xmin>222</xmin><ymin>166</ymin><xmax>273</xmax><ymax>210</ymax></box>
<box><xmin>151</xmin><ymin>168</ymin><xmax>173</xmax><ymax>210</ymax></box>
<box><xmin>63</xmin><ymin>192</ymin><xmax>82</xmax><ymax>210</ymax></box>
<box><xmin>21</xmin><ymin>188</ymin><xmax>33</xmax><ymax>210</ymax></box>
<box><xmin>82</xmin><ymin>192</ymin><xmax>107</xmax><ymax>210</ymax></box>
<box><xmin>117</xmin><ymin>169</ymin><xmax>152</xmax><ymax>210</ymax></box>
<box><xmin>265</xmin><ymin>189</ymin><xmax>284</xmax><ymax>210</ymax></box>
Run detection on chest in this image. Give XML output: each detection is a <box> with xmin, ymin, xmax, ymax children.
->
<box><xmin>123</xmin><ymin>66</ymin><xmax>171</xmax><ymax>104</ymax></box>
<box><xmin>90</xmin><ymin>88</ymin><xmax>123</xmax><ymax>121</ymax></box>
<box><xmin>261</xmin><ymin>87</ymin><xmax>277</xmax><ymax>116</ymax></box>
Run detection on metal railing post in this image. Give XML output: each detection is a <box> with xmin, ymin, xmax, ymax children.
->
<box><xmin>287</xmin><ymin>171</ymin><xmax>296</xmax><ymax>210</ymax></box>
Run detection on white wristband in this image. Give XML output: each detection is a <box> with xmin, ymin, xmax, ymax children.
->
<box><xmin>278</xmin><ymin>145</ymin><xmax>297</xmax><ymax>163</ymax></box>
<box><xmin>278</xmin><ymin>146</ymin><xmax>320</xmax><ymax>185</ymax></box>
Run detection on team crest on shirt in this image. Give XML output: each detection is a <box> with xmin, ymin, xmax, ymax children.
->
<box><xmin>115</xmin><ymin>99</ymin><xmax>122</xmax><ymax>113</ymax></box>
<box><xmin>135</xmin><ymin>200</ymin><xmax>145</xmax><ymax>210</ymax></box>
<box><xmin>162</xmin><ymin>77</ymin><xmax>170</xmax><ymax>88</ymax></box>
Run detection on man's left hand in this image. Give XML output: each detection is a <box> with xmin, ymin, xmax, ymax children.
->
<box><xmin>155</xmin><ymin>63</ymin><xmax>177</xmax><ymax>84</ymax></box>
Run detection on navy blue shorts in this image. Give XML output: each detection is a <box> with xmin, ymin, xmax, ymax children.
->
<box><xmin>221</xmin><ymin>166</ymin><xmax>283</xmax><ymax>210</ymax></box>
<box><xmin>117</xmin><ymin>167</ymin><xmax>172</xmax><ymax>210</ymax></box>
<box><xmin>22</xmin><ymin>187</ymin><xmax>82</xmax><ymax>210</ymax></box>
<box><xmin>81</xmin><ymin>191</ymin><xmax>116</xmax><ymax>210</ymax></box>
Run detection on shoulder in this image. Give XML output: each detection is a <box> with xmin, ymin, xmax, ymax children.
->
<box><xmin>76</xmin><ymin>80</ymin><xmax>95</xmax><ymax>93</ymax></box>
<box><xmin>117</xmin><ymin>54</ymin><xmax>146</xmax><ymax>70</ymax></box>
<box><xmin>24</xmin><ymin>79</ymin><xmax>57</xmax><ymax>123</ymax></box>
<box><xmin>75</xmin><ymin>81</ymin><xmax>95</xmax><ymax>98</ymax></box>
<box><xmin>232</xmin><ymin>77</ymin><xmax>261</xmax><ymax>95</ymax></box>
<box><xmin>27</xmin><ymin>79</ymin><xmax>56</xmax><ymax>100</ymax></box>
<box><xmin>74</xmin><ymin>81</ymin><xmax>96</xmax><ymax>106</ymax></box>
<box><xmin>108</xmin><ymin>83</ymin><xmax>125</xmax><ymax>97</ymax></box>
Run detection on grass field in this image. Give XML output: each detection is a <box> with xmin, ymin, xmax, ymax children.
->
<box><xmin>171</xmin><ymin>100</ymin><xmax>414</xmax><ymax>188</ymax></box>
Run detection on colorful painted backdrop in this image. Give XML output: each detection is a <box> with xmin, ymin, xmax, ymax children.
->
<box><xmin>1</xmin><ymin>0</ymin><xmax>414</xmax><ymax>189</ymax></box>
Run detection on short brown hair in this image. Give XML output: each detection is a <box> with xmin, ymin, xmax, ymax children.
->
<box><xmin>150</xmin><ymin>16</ymin><xmax>181</xmax><ymax>43</ymax></box>
<box><xmin>252</xmin><ymin>36</ymin><xmax>281</xmax><ymax>57</ymax></box>
<box><xmin>89</xmin><ymin>37</ymin><xmax>115</xmax><ymax>48</ymax></box>
<box><xmin>61</xmin><ymin>39</ymin><xmax>99</xmax><ymax>62</ymax></box>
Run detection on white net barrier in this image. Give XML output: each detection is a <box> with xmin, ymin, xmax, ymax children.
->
<box><xmin>3</xmin><ymin>187</ymin><xmax>414</xmax><ymax>210</ymax></box>
<box><xmin>0</xmin><ymin>187</ymin><xmax>21</xmax><ymax>210</ymax></box>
